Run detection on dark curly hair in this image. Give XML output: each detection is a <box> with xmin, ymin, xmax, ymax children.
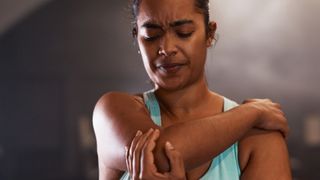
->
<box><xmin>131</xmin><ymin>0</ymin><xmax>210</xmax><ymax>32</ymax></box>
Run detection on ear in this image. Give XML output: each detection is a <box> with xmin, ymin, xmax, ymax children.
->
<box><xmin>132</xmin><ymin>27</ymin><xmax>138</xmax><ymax>38</ymax></box>
<box><xmin>206</xmin><ymin>21</ymin><xmax>217</xmax><ymax>47</ymax></box>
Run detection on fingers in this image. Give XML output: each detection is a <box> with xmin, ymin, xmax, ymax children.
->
<box><xmin>138</xmin><ymin>129</ymin><xmax>163</xmax><ymax>178</ymax></box>
<box><xmin>127</xmin><ymin>130</ymin><xmax>186</xmax><ymax>179</ymax></box>
<box><xmin>126</xmin><ymin>128</ymin><xmax>160</xmax><ymax>179</ymax></box>
<box><xmin>125</xmin><ymin>146</ymin><xmax>130</xmax><ymax>173</ymax></box>
<box><xmin>141</xmin><ymin>129</ymin><xmax>160</xmax><ymax>168</ymax></box>
<box><xmin>243</xmin><ymin>98</ymin><xmax>290</xmax><ymax>139</ymax></box>
<box><xmin>128</xmin><ymin>130</ymin><xmax>143</xmax><ymax>177</ymax></box>
<box><xmin>272</xmin><ymin>107</ymin><xmax>288</xmax><ymax>138</ymax></box>
<box><xmin>132</xmin><ymin>128</ymin><xmax>154</xmax><ymax>178</ymax></box>
<box><xmin>164</xmin><ymin>141</ymin><xmax>185</xmax><ymax>178</ymax></box>
<box><xmin>242</xmin><ymin>99</ymin><xmax>254</xmax><ymax>104</ymax></box>
<box><xmin>274</xmin><ymin>102</ymin><xmax>282</xmax><ymax>109</ymax></box>
<box><xmin>280</xmin><ymin>116</ymin><xmax>290</xmax><ymax>139</ymax></box>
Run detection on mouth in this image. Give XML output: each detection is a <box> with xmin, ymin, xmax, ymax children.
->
<box><xmin>156</xmin><ymin>63</ymin><xmax>186</xmax><ymax>74</ymax></box>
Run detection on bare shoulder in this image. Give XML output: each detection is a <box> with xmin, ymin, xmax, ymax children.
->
<box><xmin>239</xmin><ymin>128</ymin><xmax>286</xmax><ymax>153</ymax></box>
<box><xmin>238</xmin><ymin>129</ymin><xmax>292</xmax><ymax>179</ymax></box>
<box><xmin>93</xmin><ymin>92</ymin><xmax>150</xmax><ymax>134</ymax></box>
<box><xmin>93</xmin><ymin>91</ymin><xmax>146</xmax><ymax>118</ymax></box>
<box><xmin>93</xmin><ymin>91</ymin><xmax>159</xmax><ymax>173</ymax></box>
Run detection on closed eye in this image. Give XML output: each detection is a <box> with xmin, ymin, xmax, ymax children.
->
<box><xmin>144</xmin><ymin>35</ymin><xmax>161</xmax><ymax>41</ymax></box>
<box><xmin>177</xmin><ymin>32</ymin><xmax>194</xmax><ymax>38</ymax></box>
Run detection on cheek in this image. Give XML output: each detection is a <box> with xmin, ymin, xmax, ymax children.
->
<box><xmin>183</xmin><ymin>34</ymin><xmax>208</xmax><ymax>62</ymax></box>
<box><xmin>138</xmin><ymin>39</ymin><xmax>151</xmax><ymax>60</ymax></box>
<box><xmin>137</xmin><ymin>38</ymin><xmax>158</xmax><ymax>72</ymax></box>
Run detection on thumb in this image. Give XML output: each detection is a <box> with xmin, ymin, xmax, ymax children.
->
<box><xmin>164</xmin><ymin>141</ymin><xmax>185</xmax><ymax>176</ymax></box>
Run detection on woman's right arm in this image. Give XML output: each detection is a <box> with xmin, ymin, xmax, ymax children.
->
<box><xmin>93</xmin><ymin>92</ymin><xmax>288</xmax><ymax>178</ymax></box>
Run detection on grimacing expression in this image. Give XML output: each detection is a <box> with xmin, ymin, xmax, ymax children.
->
<box><xmin>136</xmin><ymin>0</ymin><xmax>214</xmax><ymax>90</ymax></box>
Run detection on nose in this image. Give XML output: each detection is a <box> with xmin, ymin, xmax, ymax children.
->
<box><xmin>158</xmin><ymin>33</ymin><xmax>178</xmax><ymax>57</ymax></box>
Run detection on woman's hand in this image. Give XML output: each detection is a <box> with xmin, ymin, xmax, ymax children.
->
<box><xmin>125</xmin><ymin>128</ymin><xmax>186</xmax><ymax>180</ymax></box>
<box><xmin>243</xmin><ymin>99</ymin><xmax>289</xmax><ymax>138</ymax></box>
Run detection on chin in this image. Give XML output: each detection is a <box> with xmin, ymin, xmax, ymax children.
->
<box><xmin>155</xmin><ymin>79</ymin><xmax>188</xmax><ymax>91</ymax></box>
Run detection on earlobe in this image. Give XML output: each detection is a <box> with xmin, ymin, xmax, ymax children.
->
<box><xmin>206</xmin><ymin>21</ymin><xmax>217</xmax><ymax>47</ymax></box>
<box><xmin>206</xmin><ymin>37</ymin><xmax>213</xmax><ymax>47</ymax></box>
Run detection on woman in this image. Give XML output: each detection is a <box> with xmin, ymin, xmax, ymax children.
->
<box><xmin>93</xmin><ymin>0</ymin><xmax>291</xmax><ymax>179</ymax></box>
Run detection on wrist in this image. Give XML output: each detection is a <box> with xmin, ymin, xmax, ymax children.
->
<box><xmin>242</xmin><ymin>103</ymin><xmax>262</xmax><ymax>126</ymax></box>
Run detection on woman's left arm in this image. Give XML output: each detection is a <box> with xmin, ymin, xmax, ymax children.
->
<box><xmin>239</xmin><ymin>129</ymin><xmax>292</xmax><ymax>180</ymax></box>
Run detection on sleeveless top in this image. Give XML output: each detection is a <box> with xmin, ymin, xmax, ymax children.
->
<box><xmin>121</xmin><ymin>90</ymin><xmax>241</xmax><ymax>180</ymax></box>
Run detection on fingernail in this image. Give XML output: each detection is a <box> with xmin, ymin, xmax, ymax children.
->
<box><xmin>166</xmin><ymin>141</ymin><xmax>174</xmax><ymax>150</ymax></box>
<box><xmin>136</xmin><ymin>130</ymin><xmax>142</xmax><ymax>136</ymax></box>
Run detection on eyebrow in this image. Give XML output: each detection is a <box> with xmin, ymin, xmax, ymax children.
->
<box><xmin>142</xmin><ymin>22</ymin><xmax>162</xmax><ymax>29</ymax></box>
<box><xmin>169</xmin><ymin>19</ymin><xmax>194</xmax><ymax>27</ymax></box>
<box><xmin>141</xmin><ymin>19</ymin><xmax>194</xmax><ymax>29</ymax></box>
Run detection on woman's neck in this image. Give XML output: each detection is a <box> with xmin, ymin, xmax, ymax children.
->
<box><xmin>154</xmin><ymin>76</ymin><xmax>214</xmax><ymax>115</ymax></box>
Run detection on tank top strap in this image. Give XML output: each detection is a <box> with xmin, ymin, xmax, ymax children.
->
<box><xmin>143</xmin><ymin>89</ymin><xmax>162</xmax><ymax>126</ymax></box>
<box><xmin>223</xmin><ymin>96</ymin><xmax>239</xmax><ymax>111</ymax></box>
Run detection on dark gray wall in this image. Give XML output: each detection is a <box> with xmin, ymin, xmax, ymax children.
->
<box><xmin>0</xmin><ymin>0</ymin><xmax>319</xmax><ymax>179</ymax></box>
<box><xmin>0</xmin><ymin>0</ymin><xmax>151</xmax><ymax>179</ymax></box>
<box><xmin>0</xmin><ymin>0</ymin><xmax>51</xmax><ymax>35</ymax></box>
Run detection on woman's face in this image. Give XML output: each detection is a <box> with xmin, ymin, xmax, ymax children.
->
<box><xmin>136</xmin><ymin>0</ymin><xmax>213</xmax><ymax>90</ymax></box>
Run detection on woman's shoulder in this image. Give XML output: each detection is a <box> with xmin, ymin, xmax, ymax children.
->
<box><xmin>93</xmin><ymin>91</ymin><xmax>150</xmax><ymax>126</ymax></box>
<box><xmin>238</xmin><ymin>128</ymin><xmax>288</xmax><ymax>172</ymax></box>
<box><xmin>97</xmin><ymin>91</ymin><xmax>144</xmax><ymax>105</ymax></box>
<box><xmin>95</xmin><ymin>91</ymin><xmax>145</xmax><ymax>111</ymax></box>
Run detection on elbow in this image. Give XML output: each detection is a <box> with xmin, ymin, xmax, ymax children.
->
<box><xmin>152</xmin><ymin>129</ymin><xmax>176</xmax><ymax>172</ymax></box>
<box><xmin>152</xmin><ymin>129</ymin><xmax>187</xmax><ymax>173</ymax></box>
<box><xmin>152</xmin><ymin>128</ymin><xmax>190</xmax><ymax>172</ymax></box>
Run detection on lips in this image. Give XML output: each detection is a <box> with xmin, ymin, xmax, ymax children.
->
<box><xmin>156</xmin><ymin>63</ymin><xmax>186</xmax><ymax>74</ymax></box>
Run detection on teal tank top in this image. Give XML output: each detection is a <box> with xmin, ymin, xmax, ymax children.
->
<box><xmin>121</xmin><ymin>90</ymin><xmax>241</xmax><ymax>180</ymax></box>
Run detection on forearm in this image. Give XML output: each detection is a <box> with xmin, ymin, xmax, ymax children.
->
<box><xmin>154</xmin><ymin>104</ymin><xmax>260</xmax><ymax>172</ymax></box>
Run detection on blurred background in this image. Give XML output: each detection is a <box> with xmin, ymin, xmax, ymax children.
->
<box><xmin>0</xmin><ymin>0</ymin><xmax>319</xmax><ymax>179</ymax></box>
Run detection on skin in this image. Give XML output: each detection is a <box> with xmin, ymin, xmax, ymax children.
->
<box><xmin>92</xmin><ymin>0</ymin><xmax>291</xmax><ymax>179</ymax></box>
<box><xmin>127</xmin><ymin>129</ymin><xmax>291</xmax><ymax>180</ymax></box>
<box><xmin>125</xmin><ymin>129</ymin><xmax>186</xmax><ymax>180</ymax></box>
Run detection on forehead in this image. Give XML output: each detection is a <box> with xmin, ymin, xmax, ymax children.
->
<box><xmin>137</xmin><ymin>0</ymin><xmax>202</xmax><ymax>26</ymax></box>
